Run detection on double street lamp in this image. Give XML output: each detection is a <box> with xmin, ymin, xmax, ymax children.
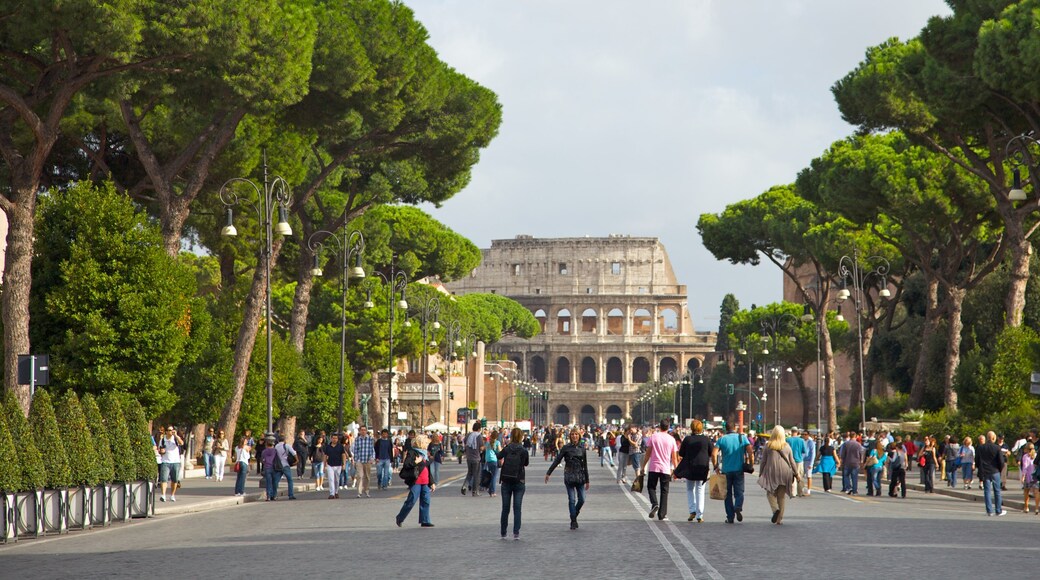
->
<box><xmin>308</xmin><ymin>229</ymin><xmax>365</xmax><ymax>435</ymax></box>
<box><xmin>370</xmin><ymin>259</ymin><xmax>408</xmax><ymax>431</ymax></box>
<box><xmin>219</xmin><ymin>153</ymin><xmax>293</xmax><ymax>435</ymax></box>
<box><xmin>760</xmin><ymin>312</ymin><xmax>796</xmax><ymax>427</ymax></box>
<box><xmin>405</xmin><ymin>294</ymin><xmax>440</xmax><ymax>428</ymax></box>
<box><xmin>837</xmin><ymin>250</ymin><xmax>891</xmax><ymax>434</ymax></box>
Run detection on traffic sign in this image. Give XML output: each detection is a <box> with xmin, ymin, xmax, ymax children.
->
<box><xmin>467</xmin><ymin>401</ymin><xmax>478</xmax><ymax>410</ymax></box>
<box><xmin>757</xmin><ymin>413</ymin><xmax>762</xmax><ymax>421</ymax></box>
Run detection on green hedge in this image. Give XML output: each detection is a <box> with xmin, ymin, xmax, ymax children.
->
<box><xmin>56</xmin><ymin>391</ymin><xmax>101</xmax><ymax>487</ymax></box>
<box><xmin>100</xmin><ymin>393</ymin><xmax>136</xmax><ymax>483</ymax></box>
<box><xmin>0</xmin><ymin>410</ymin><xmax>21</xmax><ymax>492</ymax></box>
<box><xmin>82</xmin><ymin>393</ymin><xmax>115</xmax><ymax>484</ymax></box>
<box><xmin>29</xmin><ymin>389</ymin><xmax>71</xmax><ymax>489</ymax></box>
<box><xmin>123</xmin><ymin>398</ymin><xmax>158</xmax><ymax>482</ymax></box>
<box><xmin>3</xmin><ymin>390</ymin><xmax>45</xmax><ymax>491</ymax></box>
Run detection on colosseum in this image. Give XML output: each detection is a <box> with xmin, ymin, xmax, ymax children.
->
<box><xmin>445</xmin><ymin>234</ymin><xmax>717</xmax><ymax>425</ymax></box>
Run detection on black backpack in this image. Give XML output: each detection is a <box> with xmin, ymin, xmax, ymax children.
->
<box><xmin>399</xmin><ymin>450</ymin><xmax>418</xmax><ymax>484</ymax></box>
<box><xmin>500</xmin><ymin>445</ymin><xmax>526</xmax><ymax>482</ymax></box>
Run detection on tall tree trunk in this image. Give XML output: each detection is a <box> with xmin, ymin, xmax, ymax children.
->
<box><xmin>942</xmin><ymin>287</ymin><xmax>965</xmax><ymax>412</ymax></box>
<box><xmin>860</xmin><ymin>324</ymin><xmax>875</xmax><ymax>400</ymax></box>
<box><xmin>820</xmin><ymin>313</ymin><xmax>838</xmax><ymax>434</ymax></box>
<box><xmin>288</xmin><ymin>219</ymin><xmax>316</xmax><ymax>353</ymax></box>
<box><xmin>1004</xmin><ymin>231</ymin><xmax>1031</xmax><ymax>328</ymax></box>
<box><xmin>218</xmin><ymin>237</ymin><xmax>285</xmax><ymax>446</ymax></box>
<box><xmin>2</xmin><ymin>198</ymin><xmax>36</xmax><ymax>415</ymax></box>
<box><xmin>909</xmin><ymin>277</ymin><xmax>940</xmax><ymax>408</ymax></box>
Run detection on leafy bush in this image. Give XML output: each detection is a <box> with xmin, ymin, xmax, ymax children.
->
<box><xmin>55</xmin><ymin>391</ymin><xmax>100</xmax><ymax>486</ymax></box>
<box><xmin>0</xmin><ymin>410</ymin><xmax>22</xmax><ymax>492</ymax></box>
<box><xmin>3</xmin><ymin>390</ymin><xmax>45</xmax><ymax>491</ymax></box>
<box><xmin>29</xmin><ymin>389</ymin><xmax>72</xmax><ymax>488</ymax></box>
<box><xmin>122</xmin><ymin>398</ymin><xmax>157</xmax><ymax>481</ymax></box>
<box><xmin>81</xmin><ymin>394</ymin><xmax>115</xmax><ymax>484</ymax></box>
<box><xmin>99</xmin><ymin>393</ymin><xmax>135</xmax><ymax>483</ymax></box>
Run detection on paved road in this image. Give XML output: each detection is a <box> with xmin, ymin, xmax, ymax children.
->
<box><xmin>3</xmin><ymin>458</ymin><xmax>1037</xmax><ymax>579</ymax></box>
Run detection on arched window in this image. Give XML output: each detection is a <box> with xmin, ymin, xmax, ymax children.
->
<box><xmin>554</xmin><ymin>405</ymin><xmax>571</xmax><ymax>425</ymax></box>
<box><xmin>606</xmin><ymin>357</ymin><xmax>623</xmax><ymax>383</ymax></box>
<box><xmin>607</xmin><ymin>308</ymin><xmax>624</xmax><ymax>335</ymax></box>
<box><xmin>632</xmin><ymin>357</ymin><xmax>650</xmax><ymax>383</ymax></box>
<box><xmin>659</xmin><ymin>307</ymin><xmax>679</xmax><ymax>334</ymax></box>
<box><xmin>579</xmin><ymin>405</ymin><xmax>596</xmax><ymax>425</ymax></box>
<box><xmin>556</xmin><ymin>308</ymin><xmax>572</xmax><ymax>335</ymax></box>
<box><xmin>633</xmin><ymin>308</ymin><xmax>652</xmax><ymax>336</ymax></box>
<box><xmin>659</xmin><ymin>357</ymin><xmax>677</xmax><ymax>377</ymax></box>
<box><xmin>532</xmin><ymin>356</ymin><xmax>547</xmax><ymax>382</ymax></box>
<box><xmin>687</xmin><ymin>358</ymin><xmax>702</xmax><ymax>374</ymax></box>
<box><xmin>606</xmin><ymin>405</ymin><xmax>623</xmax><ymax>423</ymax></box>
<box><xmin>581</xmin><ymin>308</ymin><xmax>598</xmax><ymax>334</ymax></box>
<box><xmin>534</xmin><ymin>309</ymin><xmax>547</xmax><ymax>333</ymax></box>
<box><xmin>580</xmin><ymin>357</ymin><xmax>597</xmax><ymax>384</ymax></box>
<box><xmin>555</xmin><ymin>357</ymin><xmax>571</xmax><ymax>383</ymax></box>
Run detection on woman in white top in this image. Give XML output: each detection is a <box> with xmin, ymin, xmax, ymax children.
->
<box><xmin>233</xmin><ymin>437</ymin><xmax>251</xmax><ymax>496</ymax></box>
<box><xmin>213</xmin><ymin>430</ymin><xmax>229</xmax><ymax>481</ymax></box>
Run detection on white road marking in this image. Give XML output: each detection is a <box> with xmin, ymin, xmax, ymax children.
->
<box><xmin>617</xmin><ymin>479</ymin><xmax>698</xmax><ymax>580</ymax></box>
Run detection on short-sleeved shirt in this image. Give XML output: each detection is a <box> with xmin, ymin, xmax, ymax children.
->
<box><xmin>465</xmin><ymin>432</ymin><xmax>484</xmax><ymax>462</ymax></box>
<box><xmin>646</xmin><ymin>431</ymin><xmax>678</xmax><ymax>474</ymax></box>
<box><xmin>160</xmin><ymin>436</ymin><xmax>181</xmax><ymax>464</ymax></box>
<box><xmin>716</xmin><ymin>433</ymin><xmax>750</xmax><ymax>474</ymax></box>
<box><xmin>787</xmin><ymin>436</ymin><xmax>806</xmax><ymax>463</ymax></box>
<box><xmin>323</xmin><ymin>443</ymin><xmax>345</xmax><ymax>467</ymax></box>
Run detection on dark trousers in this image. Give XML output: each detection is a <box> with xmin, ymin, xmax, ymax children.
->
<box><xmin>821</xmin><ymin>472</ymin><xmax>833</xmax><ymax>492</ymax></box>
<box><xmin>647</xmin><ymin>471</ymin><xmax>670</xmax><ymax>519</ymax></box>
<box><xmin>923</xmin><ymin>465</ymin><xmax>934</xmax><ymax>492</ymax></box>
<box><xmin>465</xmin><ymin>460</ymin><xmax>481</xmax><ymax>492</ymax></box>
<box><xmin>500</xmin><ymin>480</ymin><xmax>526</xmax><ymax>536</ymax></box>
<box><xmin>889</xmin><ymin>467</ymin><xmax>906</xmax><ymax>497</ymax></box>
<box><xmin>296</xmin><ymin>455</ymin><xmax>307</xmax><ymax>478</ymax></box>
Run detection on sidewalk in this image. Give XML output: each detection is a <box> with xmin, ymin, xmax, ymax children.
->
<box><xmin>899</xmin><ymin>469</ymin><xmax>1033</xmax><ymax>513</ymax></box>
<box><xmin>153</xmin><ymin>466</ymin><xmax>318</xmax><ymax>516</ymax></box>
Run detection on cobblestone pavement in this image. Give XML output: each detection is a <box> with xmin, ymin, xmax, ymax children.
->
<box><xmin>3</xmin><ymin>459</ymin><xmax>1038</xmax><ymax>579</ymax></box>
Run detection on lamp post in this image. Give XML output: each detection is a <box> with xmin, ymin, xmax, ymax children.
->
<box><xmin>837</xmin><ymin>249</ymin><xmax>891</xmax><ymax>434</ymax></box>
<box><xmin>1005</xmin><ymin>132</ymin><xmax>1039</xmax><ymax>202</ymax></box>
<box><xmin>443</xmin><ymin>320</ymin><xmax>463</xmax><ymax>426</ymax></box>
<box><xmin>308</xmin><ymin>229</ymin><xmax>365</xmax><ymax>435</ymax></box>
<box><xmin>406</xmin><ymin>294</ymin><xmax>440</xmax><ymax>428</ymax></box>
<box><xmin>760</xmin><ymin>312</ymin><xmax>796</xmax><ymax>427</ymax></box>
<box><xmin>800</xmin><ymin>297</ymin><xmax>823</xmax><ymax>434</ymax></box>
<box><xmin>371</xmin><ymin>259</ymin><xmax>409</xmax><ymax>431</ymax></box>
<box><xmin>662</xmin><ymin>370</ymin><xmax>689</xmax><ymax>424</ymax></box>
<box><xmin>218</xmin><ymin>152</ymin><xmax>294</xmax><ymax>435</ymax></box>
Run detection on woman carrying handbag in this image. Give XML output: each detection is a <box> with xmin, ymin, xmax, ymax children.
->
<box><xmin>757</xmin><ymin>426</ymin><xmax>802</xmax><ymax>525</ymax></box>
<box><xmin>677</xmin><ymin>420</ymin><xmax>714</xmax><ymax>522</ymax></box>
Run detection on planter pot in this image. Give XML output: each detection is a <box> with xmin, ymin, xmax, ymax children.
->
<box><xmin>14</xmin><ymin>490</ymin><xmax>41</xmax><ymax>538</ymax></box>
<box><xmin>128</xmin><ymin>480</ymin><xmax>153</xmax><ymax>519</ymax></box>
<box><xmin>1</xmin><ymin>492</ymin><xmax>14</xmax><ymax>543</ymax></box>
<box><xmin>40</xmin><ymin>488</ymin><xmax>68</xmax><ymax>535</ymax></box>
<box><xmin>108</xmin><ymin>482</ymin><xmax>130</xmax><ymax>523</ymax></box>
<box><xmin>89</xmin><ymin>484</ymin><xmax>111</xmax><ymax>527</ymax></box>
<box><xmin>66</xmin><ymin>485</ymin><xmax>92</xmax><ymax>531</ymax></box>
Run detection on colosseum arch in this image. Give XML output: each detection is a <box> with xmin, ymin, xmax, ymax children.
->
<box><xmin>659</xmin><ymin>356</ymin><xmax>677</xmax><ymax>377</ymax></box>
<box><xmin>607</xmin><ymin>308</ymin><xmax>624</xmax><ymax>335</ymax></box>
<box><xmin>579</xmin><ymin>404</ymin><xmax>596</xmax><ymax>424</ymax></box>
<box><xmin>633</xmin><ymin>357</ymin><xmax>650</xmax><ymax>383</ymax></box>
<box><xmin>533</xmin><ymin>309</ymin><xmax>547</xmax><ymax>333</ymax></box>
<box><xmin>606</xmin><ymin>404</ymin><xmax>623</xmax><ymax>423</ymax></box>
<box><xmin>633</xmin><ymin>308</ymin><xmax>652</xmax><ymax>336</ymax></box>
<box><xmin>554</xmin><ymin>404</ymin><xmax>571</xmax><ymax>425</ymax></box>
<box><xmin>580</xmin><ymin>308</ymin><xmax>598</xmax><ymax>334</ymax></box>
<box><xmin>606</xmin><ymin>357</ymin><xmax>623</xmax><ymax>383</ymax></box>
<box><xmin>555</xmin><ymin>357</ymin><xmax>571</xmax><ymax>383</ymax></box>
<box><xmin>556</xmin><ymin>308</ymin><xmax>572</xmax><ymax>335</ymax></box>
<box><xmin>580</xmin><ymin>356</ymin><xmax>597</xmax><ymax>383</ymax></box>
<box><xmin>532</xmin><ymin>355</ymin><xmax>547</xmax><ymax>382</ymax></box>
<box><xmin>659</xmin><ymin>307</ymin><xmax>679</xmax><ymax>334</ymax></box>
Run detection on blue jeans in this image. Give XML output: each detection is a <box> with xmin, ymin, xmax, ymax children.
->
<box><xmin>566</xmin><ymin>483</ymin><xmax>585</xmax><ymax>520</ymax></box>
<box><xmin>866</xmin><ymin>466</ymin><xmax>882</xmax><ymax>494</ymax></box>
<box><xmin>947</xmin><ymin>463</ymin><xmax>957</xmax><ymax>486</ymax></box>
<box><xmin>843</xmin><ymin>466</ymin><xmax>860</xmax><ymax>494</ymax></box>
<box><xmin>203</xmin><ymin>452</ymin><xmax>214</xmax><ymax>477</ymax></box>
<box><xmin>962</xmin><ymin>464</ymin><xmax>973</xmax><ymax>482</ymax></box>
<box><xmin>983</xmin><ymin>473</ymin><xmax>1003</xmax><ymax>514</ymax></box>
<box><xmin>396</xmin><ymin>483</ymin><xmax>431</xmax><ymax>525</ymax></box>
<box><xmin>486</xmin><ymin>463</ymin><xmax>499</xmax><ymax>494</ymax></box>
<box><xmin>600</xmin><ymin>446</ymin><xmax>613</xmax><ymax>466</ymax></box>
<box><xmin>724</xmin><ymin>471</ymin><xmax>744</xmax><ymax>521</ymax></box>
<box><xmin>500</xmin><ymin>480</ymin><xmax>525</xmax><ymax>536</ymax></box>
<box><xmin>429</xmin><ymin>461</ymin><xmax>441</xmax><ymax>485</ymax></box>
<box><xmin>272</xmin><ymin>465</ymin><xmax>295</xmax><ymax>498</ymax></box>
<box><xmin>377</xmin><ymin>459</ymin><xmax>392</xmax><ymax>488</ymax></box>
<box><xmin>264</xmin><ymin>467</ymin><xmax>276</xmax><ymax>499</ymax></box>
<box><xmin>628</xmin><ymin>452</ymin><xmax>643</xmax><ymax>473</ymax></box>
<box><xmin>234</xmin><ymin>461</ymin><xmax>248</xmax><ymax>495</ymax></box>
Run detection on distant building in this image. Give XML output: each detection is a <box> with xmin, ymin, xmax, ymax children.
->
<box><xmin>445</xmin><ymin>235</ymin><xmax>717</xmax><ymax>425</ymax></box>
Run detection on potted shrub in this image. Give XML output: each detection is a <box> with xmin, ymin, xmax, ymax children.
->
<box><xmin>30</xmin><ymin>390</ymin><xmax>71</xmax><ymax>535</ymax></box>
<box><xmin>123</xmin><ymin>399</ymin><xmax>157</xmax><ymax>518</ymax></box>
<box><xmin>81</xmin><ymin>394</ymin><xmax>114</xmax><ymax>527</ymax></box>
<box><xmin>4</xmin><ymin>391</ymin><xmax>45</xmax><ymax>539</ymax></box>
<box><xmin>56</xmin><ymin>391</ymin><xmax>99</xmax><ymax>531</ymax></box>
<box><xmin>100</xmin><ymin>393</ymin><xmax>133</xmax><ymax>523</ymax></box>
<box><xmin>0</xmin><ymin>409</ymin><xmax>21</xmax><ymax>543</ymax></box>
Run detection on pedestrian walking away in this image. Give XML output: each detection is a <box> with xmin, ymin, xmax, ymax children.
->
<box><xmin>499</xmin><ymin>427</ymin><xmax>530</xmax><ymax>540</ymax></box>
<box><xmin>814</xmin><ymin>438</ymin><xmax>839</xmax><ymax>493</ymax></box>
<box><xmin>395</xmin><ymin>435</ymin><xmax>436</xmax><ymax>528</ymax></box>
<box><xmin>887</xmin><ymin>442</ymin><xmax>907</xmax><ymax>498</ymax></box>
<box><xmin>838</xmin><ymin>432</ymin><xmax>864</xmax><ymax>495</ymax></box>
<box><xmin>272</xmin><ymin>434</ymin><xmax>298</xmax><ymax>500</ymax></box>
<box><xmin>640</xmin><ymin>420</ymin><xmax>679</xmax><ymax>522</ymax></box>
<box><xmin>546</xmin><ymin>429</ymin><xmax>591</xmax><ymax>530</ymax></box>
<box><xmin>758</xmin><ymin>426</ymin><xmax>802</xmax><ymax>525</ymax></box>
<box><xmin>676</xmin><ymin>419</ymin><xmax>713</xmax><ymax>522</ymax></box>
<box><xmin>714</xmin><ymin>424</ymin><xmax>753</xmax><ymax>524</ymax></box>
<box><xmin>463</xmin><ymin>421</ymin><xmax>485</xmax><ymax>496</ymax></box>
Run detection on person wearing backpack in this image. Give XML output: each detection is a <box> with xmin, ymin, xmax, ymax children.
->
<box><xmin>484</xmin><ymin>430</ymin><xmax>503</xmax><ymax>497</ymax></box>
<box><xmin>271</xmin><ymin>434</ymin><xmax>299</xmax><ymax>500</ymax></box>
<box><xmin>395</xmin><ymin>435</ymin><xmax>435</xmax><ymax>528</ymax></box>
<box><xmin>887</xmin><ymin>442</ymin><xmax>907</xmax><ymax>498</ymax></box>
<box><xmin>499</xmin><ymin>427</ymin><xmax>530</xmax><ymax>540</ymax></box>
<box><xmin>545</xmin><ymin>429</ymin><xmax>591</xmax><ymax>530</ymax></box>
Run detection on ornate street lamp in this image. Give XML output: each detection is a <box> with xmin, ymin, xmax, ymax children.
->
<box><xmin>837</xmin><ymin>250</ymin><xmax>891</xmax><ymax>434</ymax></box>
<box><xmin>406</xmin><ymin>294</ymin><xmax>440</xmax><ymax>428</ymax></box>
<box><xmin>370</xmin><ymin>258</ymin><xmax>409</xmax><ymax>431</ymax></box>
<box><xmin>308</xmin><ymin>229</ymin><xmax>364</xmax><ymax>435</ymax></box>
<box><xmin>219</xmin><ymin>151</ymin><xmax>293</xmax><ymax>435</ymax></box>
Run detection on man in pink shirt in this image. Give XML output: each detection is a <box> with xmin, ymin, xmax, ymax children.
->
<box><xmin>640</xmin><ymin>420</ymin><xmax>679</xmax><ymax>521</ymax></box>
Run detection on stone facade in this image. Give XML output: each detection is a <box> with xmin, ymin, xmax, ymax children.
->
<box><xmin>446</xmin><ymin>235</ymin><xmax>717</xmax><ymax>425</ymax></box>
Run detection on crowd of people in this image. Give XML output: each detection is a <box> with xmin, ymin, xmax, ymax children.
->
<box><xmin>148</xmin><ymin>419</ymin><xmax>1040</xmax><ymax>529</ymax></box>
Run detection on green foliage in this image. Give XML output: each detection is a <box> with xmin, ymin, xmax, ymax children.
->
<box><xmin>3</xmin><ymin>391</ymin><xmax>45</xmax><ymax>491</ymax></box>
<box><xmin>55</xmin><ymin>391</ymin><xmax>101</xmax><ymax>486</ymax></box>
<box><xmin>122</xmin><ymin>398</ymin><xmax>158</xmax><ymax>482</ymax></box>
<box><xmin>81</xmin><ymin>394</ymin><xmax>115</xmax><ymax>485</ymax></box>
<box><xmin>838</xmin><ymin>393</ymin><xmax>911</xmax><ymax>433</ymax></box>
<box><xmin>299</xmin><ymin>326</ymin><xmax>353</xmax><ymax>431</ymax></box>
<box><xmin>0</xmin><ymin>409</ymin><xmax>22</xmax><ymax>492</ymax></box>
<box><xmin>716</xmin><ymin>294</ymin><xmax>739</xmax><ymax>352</ymax></box>
<box><xmin>238</xmin><ymin>332</ymin><xmax>312</xmax><ymax>436</ymax></box>
<box><xmin>29</xmin><ymin>390</ymin><xmax>72</xmax><ymax>488</ymax></box>
<box><xmin>958</xmin><ymin>325</ymin><xmax>1039</xmax><ymax>418</ymax></box>
<box><xmin>99</xmin><ymin>394</ymin><xmax>136</xmax><ymax>483</ymax></box>
<box><xmin>353</xmin><ymin>205</ymin><xmax>482</xmax><ymax>282</ymax></box>
<box><xmin>31</xmin><ymin>181</ymin><xmax>197</xmax><ymax>417</ymax></box>
<box><xmin>170</xmin><ymin>294</ymin><xmax>235</xmax><ymax>427</ymax></box>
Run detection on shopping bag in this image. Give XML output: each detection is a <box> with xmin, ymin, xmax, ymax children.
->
<box><xmin>709</xmin><ymin>472</ymin><xmax>726</xmax><ymax>501</ymax></box>
<box><xmin>630</xmin><ymin>473</ymin><xmax>645</xmax><ymax>493</ymax></box>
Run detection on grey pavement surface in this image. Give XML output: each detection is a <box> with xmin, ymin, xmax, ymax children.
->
<box><xmin>3</xmin><ymin>458</ymin><xmax>1038</xmax><ymax>580</ymax></box>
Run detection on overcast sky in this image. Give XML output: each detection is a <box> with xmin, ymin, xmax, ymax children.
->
<box><xmin>410</xmin><ymin>0</ymin><xmax>951</xmax><ymax>331</ymax></box>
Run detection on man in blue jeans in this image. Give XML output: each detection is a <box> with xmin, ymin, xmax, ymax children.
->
<box><xmin>714</xmin><ymin>424</ymin><xmax>752</xmax><ymax>524</ymax></box>
<box><xmin>976</xmin><ymin>431</ymin><xmax>1008</xmax><ymax>516</ymax></box>
<box><xmin>272</xmin><ymin>434</ymin><xmax>298</xmax><ymax>500</ymax></box>
<box><xmin>374</xmin><ymin>429</ymin><xmax>394</xmax><ymax>490</ymax></box>
<box><xmin>839</xmin><ymin>434</ymin><xmax>864</xmax><ymax>495</ymax></box>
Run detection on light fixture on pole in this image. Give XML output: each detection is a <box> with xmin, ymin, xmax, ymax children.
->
<box><xmin>837</xmin><ymin>249</ymin><xmax>891</xmax><ymax>434</ymax></box>
<box><xmin>760</xmin><ymin>312</ymin><xmax>796</xmax><ymax>427</ymax></box>
<box><xmin>407</xmin><ymin>294</ymin><xmax>440</xmax><ymax>428</ymax></box>
<box><xmin>219</xmin><ymin>151</ymin><xmax>293</xmax><ymax>436</ymax></box>
<box><xmin>1005</xmin><ymin>132</ymin><xmax>1040</xmax><ymax>201</ymax></box>
<box><xmin>370</xmin><ymin>257</ymin><xmax>408</xmax><ymax>431</ymax></box>
<box><xmin>308</xmin><ymin>229</ymin><xmax>364</xmax><ymax>435</ymax></box>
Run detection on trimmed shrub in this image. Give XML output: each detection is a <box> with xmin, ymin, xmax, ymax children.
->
<box><xmin>29</xmin><ymin>389</ymin><xmax>72</xmax><ymax>488</ymax></box>
<box><xmin>55</xmin><ymin>391</ymin><xmax>100</xmax><ymax>486</ymax></box>
<box><xmin>123</xmin><ymin>398</ymin><xmax>157</xmax><ymax>481</ymax></box>
<box><xmin>81</xmin><ymin>394</ymin><xmax>115</xmax><ymax>484</ymax></box>
<box><xmin>0</xmin><ymin>410</ymin><xmax>22</xmax><ymax>492</ymax></box>
<box><xmin>3</xmin><ymin>390</ymin><xmax>45</xmax><ymax>491</ymax></box>
<box><xmin>99</xmin><ymin>393</ymin><xmax>135</xmax><ymax>483</ymax></box>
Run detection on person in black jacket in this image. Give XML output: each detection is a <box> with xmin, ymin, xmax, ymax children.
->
<box><xmin>293</xmin><ymin>431</ymin><xmax>309</xmax><ymax>479</ymax></box>
<box><xmin>976</xmin><ymin>431</ymin><xmax>1007</xmax><ymax>516</ymax></box>
<box><xmin>499</xmin><ymin>427</ymin><xmax>530</xmax><ymax>540</ymax></box>
<box><xmin>677</xmin><ymin>419</ymin><xmax>714</xmax><ymax>522</ymax></box>
<box><xmin>545</xmin><ymin>429</ymin><xmax>590</xmax><ymax>530</ymax></box>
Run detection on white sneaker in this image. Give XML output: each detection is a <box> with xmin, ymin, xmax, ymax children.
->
<box><xmin>170</xmin><ymin>496</ymin><xmax>177</xmax><ymax>502</ymax></box>
<box><xmin>997</xmin><ymin>510</ymin><xmax>1008</xmax><ymax>517</ymax></box>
